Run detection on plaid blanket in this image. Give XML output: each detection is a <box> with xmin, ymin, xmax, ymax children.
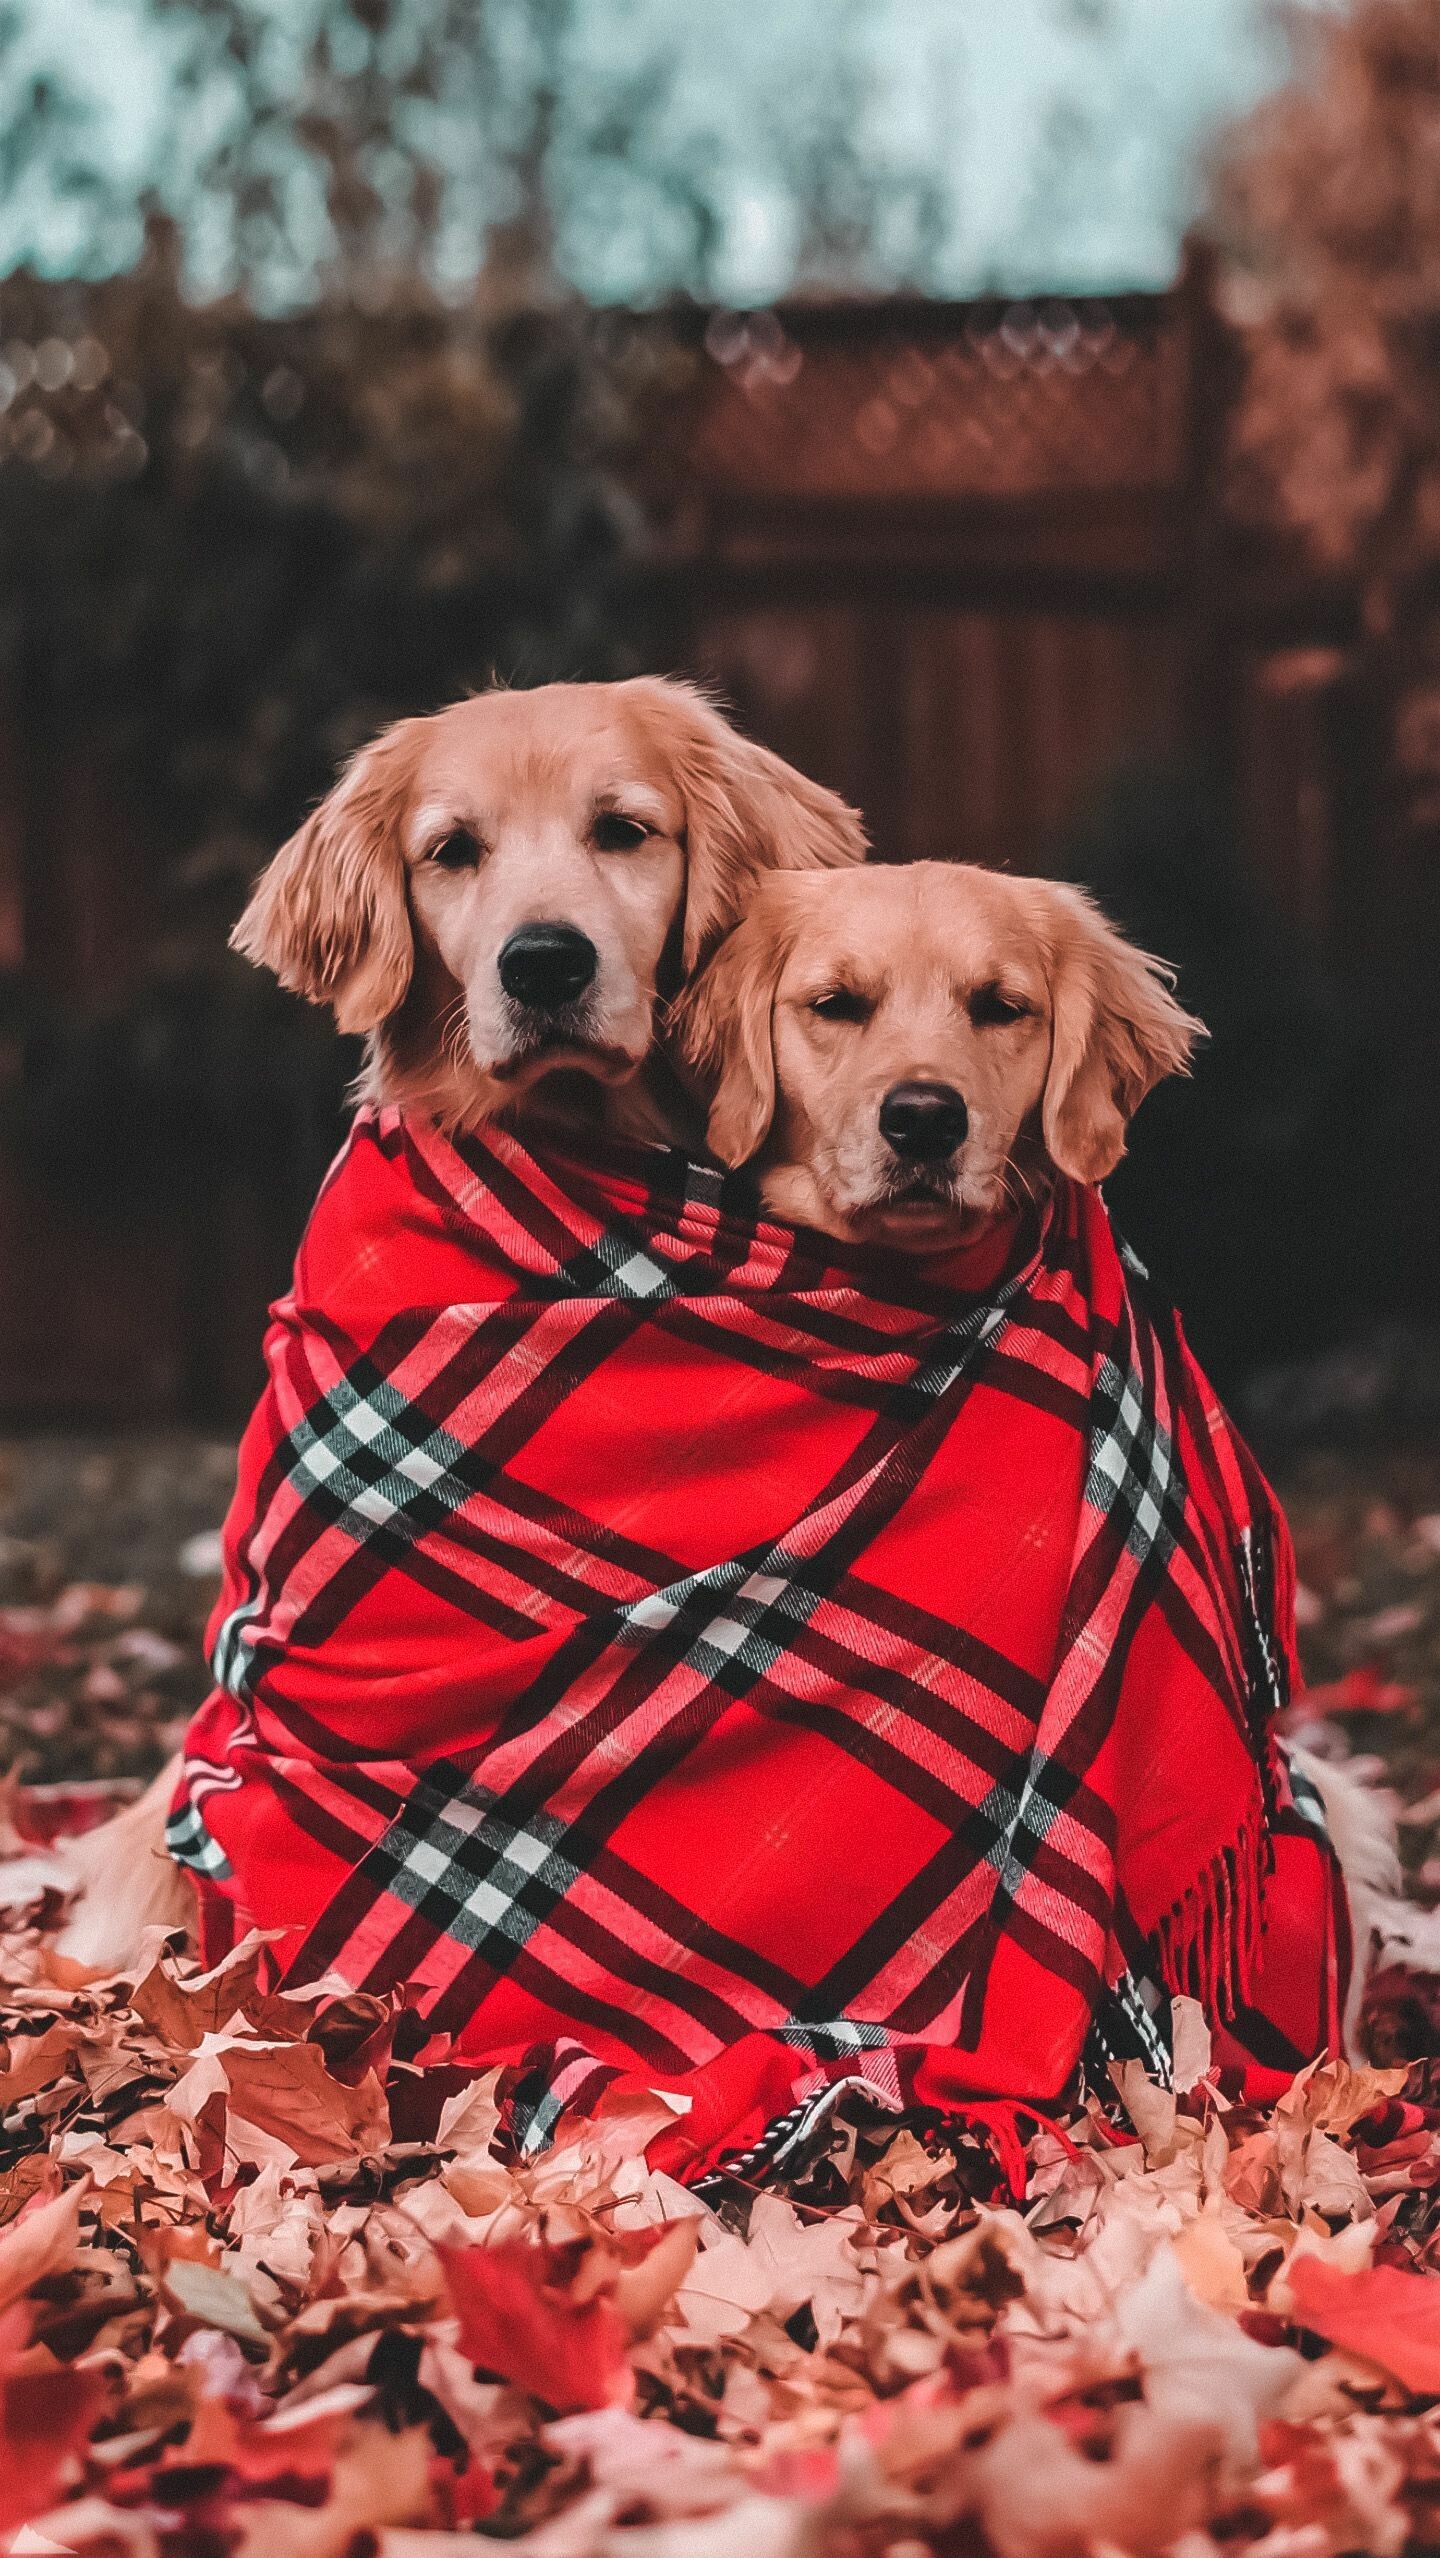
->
<box><xmin>172</xmin><ymin>1107</ymin><xmax>1347</xmax><ymax>2182</ymax></box>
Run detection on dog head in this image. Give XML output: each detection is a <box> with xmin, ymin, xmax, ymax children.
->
<box><xmin>678</xmin><ymin>862</ymin><xmax>1202</xmax><ymax>1250</ymax></box>
<box><xmin>232</xmin><ymin>677</ymin><xmax>866</xmax><ymax>1123</ymax></box>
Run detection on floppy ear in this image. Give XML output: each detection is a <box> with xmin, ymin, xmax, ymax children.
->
<box><xmin>674</xmin><ymin>900</ymin><xmax>796</xmax><ymax>1167</ymax></box>
<box><xmin>623</xmin><ymin>679</ymin><xmax>867</xmax><ymax>970</ymax></box>
<box><xmin>1040</xmin><ymin>886</ymin><xmax>1205</xmax><ymax>1185</ymax></box>
<box><xmin>230</xmin><ymin>723</ymin><xmax>418</xmax><ymax>1035</ymax></box>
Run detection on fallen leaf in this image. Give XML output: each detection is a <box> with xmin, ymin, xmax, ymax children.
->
<box><xmin>130</xmin><ymin>1933</ymin><xmax>279</xmax><ymax>2052</ymax></box>
<box><xmin>435</xmin><ymin>2072</ymin><xmax>501</xmax><ymax>2162</ymax></box>
<box><xmin>0</xmin><ymin>2185</ymin><xmax>86</xmax><ymax>2313</ymax></box>
<box><xmin>439</xmin><ymin>2240</ymin><xmax>631</xmax><ymax>2413</ymax></box>
<box><xmin>221</xmin><ymin>2039</ymin><xmax>390</xmax><ymax>2164</ymax></box>
<box><xmin>162</xmin><ymin>2257</ymin><xmax>268</xmax><ymax>2349</ymax></box>
<box><xmin>610</xmin><ymin>2217</ymin><xmax>699</xmax><ymax>2338</ymax></box>
<box><xmin>0</xmin><ymin>2304</ymin><xmax>102</xmax><ymax>2537</ymax></box>
<box><xmin>1286</xmin><ymin>2254</ymin><xmax>1440</xmax><ymax>2396</ymax></box>
<box><xmin>1113</xmin><ymin>2244</ymin><xmax>1303</xmax><ymax>2465</ymax></box>
<box><xmin>231</xmin><ymin>2420</ymin><xmax>432</xmax><ymax>2558</ymax></box>
<box><xmin>0</xmin><ymin>2027</ymin><xmax>82</xmax><ymax>2113</ymax></box>
<box><xmin>1279</xmin><ymin>2058</ymin><xmax>1410</xmax><ymax>2139</ymax></box>
<box><xmin>1171</xmin><ymin>1996</ymin><xmax>1213</xmax><ymax>2095</ymax></box>
<box><xmin>1171</xmin><ymin>2211</ymin><xmax>1252</xmax><ymax>2314</ymax></box>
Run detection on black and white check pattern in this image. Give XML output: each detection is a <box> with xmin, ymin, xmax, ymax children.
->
<box><xmin>1084</xmin><ymin>1350</ymin><xmax>1185</xmax><ymax>1571</ymax></box>
<box><xmin>363</xmin><ymin>1769</ymin><xmax>582</xmax><ymax>1966</ymax></box>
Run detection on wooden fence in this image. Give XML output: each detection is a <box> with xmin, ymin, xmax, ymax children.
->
<box><xmin>655</xmin><ymin>265</ymin><xmax>1371</xmax><ymax>942</ymax></box>
<box><xmin>0</xmin><ymin>253</ymin><xmax>1418</xmax><ymax>1424</ymax></box>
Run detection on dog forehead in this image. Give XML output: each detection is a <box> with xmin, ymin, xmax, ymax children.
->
<box><xmin>917</xmin><ymin>866</ymin><xmax>1052</xmax><ymax>974</ymax></box>
<box><xmin>781</xmin><ymin>863</ymin><xmax>1041</xmax><ymax>984</ymax></box>
<box><xmin>411</xmin><ymin>690</ymin><xmax>683</xmax><ymax>825</ymax></box>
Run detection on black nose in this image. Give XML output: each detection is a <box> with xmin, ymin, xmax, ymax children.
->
<box><xmin>498</xmin><ymin>922</ymin><xmax>598</xmax><ymax>1011</ymax></box>
<box><xmin>878</xmin><ymin>1081</ymin><xmax>969</xmax><ymax>1163</ymax></box>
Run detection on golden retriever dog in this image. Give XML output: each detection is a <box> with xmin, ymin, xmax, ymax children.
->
<box><xmin>678</xmin><ymin>860</ymin><xmax>1399</xmax><ymax>2050</ymax></box>
<box><xmin>37</xmin><ymin>678</ymin><xmax>867</xmax><ymax>1971</ymax></box>
<box><xmin>236</xmin><ymin>675</ymin><xmax>867</xmax><ymax>1146</ymax></box>
<box><xmin>677</xmin><ymin>858</ymin><xmax>1200</xmax><ymax>1246</ymax></box>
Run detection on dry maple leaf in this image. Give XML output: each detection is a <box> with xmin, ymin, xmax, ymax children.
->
<box><xmin>609</xmin><ymin>2216</ymin><xmax>700</xmax><ymax>2339</ymax></box>
<box><xmin>0</xmin><ymin>2183</ymin><xmax>87</xmax><ymax>2315</ymax></box>
<box><xmin>128</xmin><ymin>1933</ymin><xmax>283</xmax><ymax>2053</ymax></box>
<box><xmin>1113</xmin><ymin>2244</ymin><xmax>1303</xmax><ymax>2468</ymax></box>
<box><xmin>1286</xmin><ymin>2254</ymin><xmax>1440</xmax><ymax>2397</ymax></box>
<box><xmin>0</xmin><ymin>2023</ymin><xmax>84</xmax><ymax>2113</ymax></box>
<box><xmin>220</xmin><ymin>2038</ymin><xmax>390</xmax><ymax>2165</ymax></box>
<box><xmin>439</xmin><ymin>2238</ymin><xmax>633</xmax><ymax>2414</ymax></box>
<box><xmin>161</xmin><ymin>2257</ymin><xmax>269</xmax><ymax>2350</ymax></box>
<box><xmin>1277</xmin><ymin>2057</ymin><xmax>1410</xmax><ymax>2140</ymax></box>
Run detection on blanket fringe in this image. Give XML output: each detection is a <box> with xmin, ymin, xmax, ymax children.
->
<box><xmin>1153</xmin><ymin>1805</ymin><xmax>1272</xmax><ymax>2024</ymax></box>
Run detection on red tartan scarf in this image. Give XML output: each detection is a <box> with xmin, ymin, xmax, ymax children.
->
<box><xmin>173</xmin><ymin>1106</ymin><xmax>1346</xmax><ymax>2184</ymax></box>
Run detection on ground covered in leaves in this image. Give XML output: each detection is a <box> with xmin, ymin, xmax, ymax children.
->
<box><xmin>0</xmin><ymin>1435</ymin><xmax>1437</xmax><ymax>2556</ymax></box>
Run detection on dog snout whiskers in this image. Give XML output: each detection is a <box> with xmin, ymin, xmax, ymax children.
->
<box><xmin>498</xmin><ymin>922</ymin><xmax>599</xmax><ymax>1013</ymax></box>
<box><xmin>877</xmin><ymin>1082</ymin><xmax>969</xmax><ymax>1165</ymax></box>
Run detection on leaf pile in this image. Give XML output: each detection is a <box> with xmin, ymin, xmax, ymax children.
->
<box><xmin>0</xmin><ymin>1918</ymin><xmax>1429</xmax><ymax>2558</ymax></box>
<box><xmin>0</xmin><ymin>1433</ymin><xmax>231</xmax><ymax>1788</ymax></box>
<box><xmin>1283</xmin><ymin>1455</ymin><xmax>1440</xmax><ymax>1886</ymax></box>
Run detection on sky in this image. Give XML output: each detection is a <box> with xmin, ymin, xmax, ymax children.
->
<box><xmin>2</xmin><ymin>0</ymin><xmax>1289</xmax><ymax>302</ymax></box>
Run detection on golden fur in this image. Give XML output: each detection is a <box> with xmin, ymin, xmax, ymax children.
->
<box><xmin>678</xmin><ymin>861</ymin><xmax>1203</xmax><ymax>1248</ymax></box>
<box><xmin>234</xmin><ymin>677</ymin><xmax>866</xmax><ymax>1145</ymax></box>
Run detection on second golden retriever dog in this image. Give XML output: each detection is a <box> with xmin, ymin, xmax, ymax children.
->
<box><xmin>679</xmin><ymin>860</ymin><xmax>1396</xmax><ymax>2054</ymax></box>
<box><xmin>38</xmin><ymin>676</ymin><xmax>867</xmax><ymax>1969</ymax></box>
<box><xmin>677</xmin><ymin>858</ymin><xmax>1201</xmax><ymax>1243</ymax></box>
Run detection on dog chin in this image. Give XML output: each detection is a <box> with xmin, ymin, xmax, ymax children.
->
<box><xmin>850</xmin><ymin>1196</ymin><xmax>966</xmax><ymax>1251</ymax></box>
<box><xmin>845</xmin><ymin>1182</ymin><xmax>1006</xmax><ymax>1254</ymax></box>
<box><xmin>486</xmin><ymin>1038</ymin><xmax>640</xmax><ymax>1094</ymax></box>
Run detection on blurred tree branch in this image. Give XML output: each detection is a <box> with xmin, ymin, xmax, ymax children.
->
<box><xmin>3</xmin><ymin>0</ymin><xmax>961</xmax><ymax>309</ymax></box>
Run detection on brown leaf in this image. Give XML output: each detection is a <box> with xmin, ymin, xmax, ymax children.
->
<box><xmin>162</xmin><ymin>2257</ymin><xmax>269</xmax><ymax>2349</ymax></box>
<box><xmin>860</xmin><ymin>2128</ymin><xmax>948</xmax><ymax>2218</ymax></box>
<box><xmin>221</xmin><ymin>2041</ymin><xmax>390</xmax><ymax>2165</ymax></box>
<box><xmin>0</xmin><ymin>2158</ymin><xmax>59</xmax><ymax>2231</ymax></box>
<box><xmin>131</xmin><ymin>1935</ymin><xmax>277</xmax><ymax>2051</ymax></box>
<box><xmin>0</xmin><ymin>2183</ymin><xmax>86</xmax><ymax>2311</ymax></box>
<box><xmin>610</xmin><ymin>2218</ymin><xmax>700</xmax><ymax>2339</ymax></box>
<box><xmin>0</xmin><ymin>2025</ymin><xmax>82</xmax><ymax>2112</ymax></box>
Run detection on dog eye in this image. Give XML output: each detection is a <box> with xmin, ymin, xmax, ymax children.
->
<box><xmin>810</xmin><ymin>988</ymin><xmax>871</xmax><ymax>1024</ymax></box>
<box><xmin>592</xmin><ymin>812</ymin><xmax>651</xmax><ymax>853</ymax></box>
<box><xmin>969</xmin><ymin>983</ymin><xmax>1030</xmax><ymax>1028</ymax></box>
<box><xmin>427</xmin><ymin>830</ymin><xmax>482</xmax><ymax>872</ymax></box>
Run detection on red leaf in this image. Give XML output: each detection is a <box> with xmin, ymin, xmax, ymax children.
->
<box><xmin>438</xmin><ymin>2241</ymin><xmax>630</xmax><ymax>2414</ymax></box>
<box><xmin>1291</xmin><ymin>1665</ymin><xmax>1418</xmax><ymax>1721</ymax></box>
<box><xmin>1287</xmin><ymin>2253</ymin><xmax>1440</xmax><ymax>2393</ymax></box>
<box><xmin>431</xmin><ymin>2449</ymin><xmax>497</xmax><ymax>2525</ymax></box>
<box><xmin>0</xmin><ymin>2305</ymin><xmax>102</xmax><ymax>2534</ymax></box>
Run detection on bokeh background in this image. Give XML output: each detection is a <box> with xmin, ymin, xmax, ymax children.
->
<box><xmin>2</xmin><ymin>4</ymin><xmax>1440</xmax><ymax>1802</ymax></box>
